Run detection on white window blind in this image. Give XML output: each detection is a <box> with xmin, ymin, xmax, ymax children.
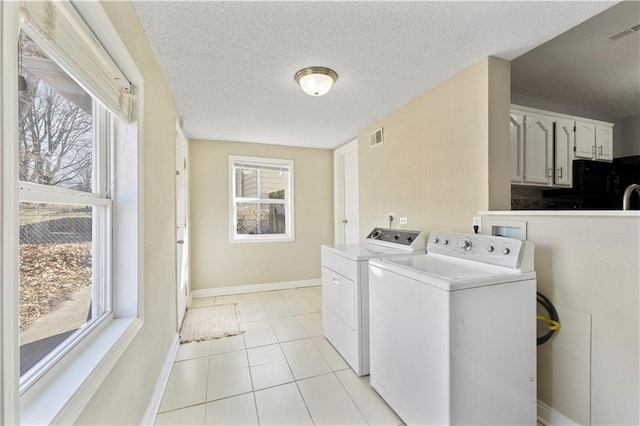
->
<box><xmin>20</xmin><ymin>0</ymin><xmax>133</xmax><ymax>122</ymax></box>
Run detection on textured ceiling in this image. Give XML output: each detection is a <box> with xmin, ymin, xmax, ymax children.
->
<box><xmin>512</xmin><ymin>0</ymin><xmax>640</xmax><ymax>118</ymax></box>
<box><xmin>133</xmin><ymin>1</ymin><xmax>618</xmax><ymax>149</ymax></box>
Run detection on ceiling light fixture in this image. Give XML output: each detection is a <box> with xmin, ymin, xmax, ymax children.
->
<box><xmin>294</xmin><ymin>66</ymin><xmax>338</xmax><ymax>96</ymax></box>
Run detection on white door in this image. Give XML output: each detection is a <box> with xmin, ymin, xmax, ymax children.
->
<box><xmin>555</xmin><ymin>118</ymin><xmax>574</xmax><ymax>187</ymax></box>
<box><xmin>175</xmin><ymin>122</ymin><xmax>189</xmax><ymax>327</ymax></box>
<box><xmin>334</xmin><ymin>139</ymin><xmax>359</xmax><ymax>244</ymax></box>
<box><xmin>523</xmin><ymin>114</ymin><xmax>553</xmax><ymax>185</ymax></box>
<box><xmin>574</xmin><ymin>121</ymin><xmax>596</xmax><ymax>159</ymax></box>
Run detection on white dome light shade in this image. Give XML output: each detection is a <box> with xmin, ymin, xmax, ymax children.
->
<box><xmin>294</xmin><ymin>67</ymin><xmax>338</xmax><ymax>96</ymax></box>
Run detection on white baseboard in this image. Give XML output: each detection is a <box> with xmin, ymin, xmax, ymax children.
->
<box><xmin>140</xmin><ymin>334</ymin><xmax>179</xmax><ymax>425</ymax></box>
<box><xmin>190</xmin><ymin>278</ymin><xmax>321</xmax><ymax>299</ymax></box>
<box><xmin>537</xmin><ymin>400</ymin><xmax>579</xmax><ymax>426</ymax></box>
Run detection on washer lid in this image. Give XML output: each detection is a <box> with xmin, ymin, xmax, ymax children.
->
<box><xmin>322</xmin><ymin>243</ymin><xmax>423</xmax><ymax>261</ymax></box>
<box><xmin>369</xmin><ymin>254</ymin><xmax>536</xmax><ymax>291</ymax></box>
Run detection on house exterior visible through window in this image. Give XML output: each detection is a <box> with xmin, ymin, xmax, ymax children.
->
<box><xmin>230</xmin><ymin>156</ymin><xmax>294</xmax><ymax>242</ymax></box>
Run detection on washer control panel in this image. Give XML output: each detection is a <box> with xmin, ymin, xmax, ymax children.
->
<box><xmin>366</xmin><ymin>227</ymin><xmax>425</xmax><ymax>252</ymax></box>
<box><xmin>427</xmin><ymin>232</ymin><xmax>529</xmax><ymax>270</ymax></box>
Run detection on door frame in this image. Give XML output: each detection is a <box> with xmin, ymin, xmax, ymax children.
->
<box><xmin>175</xmin><ymin>120</ymin><xmax>189</xmax><ymax>328</ymax></box>
<box><xmin>333</xmin><ymin>138</ymin><xmax>359</xmax><ymax>244</ymax></box>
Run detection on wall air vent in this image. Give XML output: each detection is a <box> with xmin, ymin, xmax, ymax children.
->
<box><xmin>607</xmin><ymin>23</ymin><xmax>640</xmax><ymax>42</ymax></box>
<box><xmin>369</xmin><ymin>127</ymin><xmax>384</xmax><ymax>148</ymax></box>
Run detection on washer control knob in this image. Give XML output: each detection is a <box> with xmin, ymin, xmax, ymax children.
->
<box><xmin>407</xmin><ymin>236</ymin><xmax>413</xmax><ymax>242</ymax></box>
<box><xmin>394</xmin><ymin>234</ymin><xmax>400</xmax><ymax>241</ymax></box>
<box><xmin>459</xmin><ymin>239</ymin><xmax>472</xmax><ymax>250</ymax></box>
<box><xmin>443</xmin><ymin>239</ymin><xmax>449</xmax><ymax>245</ymax></box>
<box><xmin>502</xmin><ymin>247</ymin><xmax>511</xmax><ymax>255</ymax></box>
<box><xmin>486</xmin><ymin>245</ymin><xmax>495</xmax><ymax>253</ymax></box>
<box><xmin>434</xmin><ymin>237</ymin><xmax>439</xmax><ymax>244</ymax></box>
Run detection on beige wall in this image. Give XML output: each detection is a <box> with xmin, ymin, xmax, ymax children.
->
<box><xmin>483</xmin><ymin>213</ymin><xmax>640</xmax><ymax>425</ymax></box>
<box><xmin>358</xmin><ymin>57</ymin><xmax>510</xmax><ymax>236</ymax></box>
<box><xmin>75</xmin><ymin>2</ymin><xmax>179</xmax><ymax>424</ymax></box>
<box><xmin>189</xmin><ymin>140</ymin><xmax>333</xmax><ymax>289</ymax></box>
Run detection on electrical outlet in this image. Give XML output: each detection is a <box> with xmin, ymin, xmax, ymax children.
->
<box><xmin>399</xmin><ymin>217</ymin><xmax>408</xmax><ymax>225</ymax></box>
<box><xmin>388</xmin><ymin>212</ymin><xmax>395</xmax><ymax>224</ymax></box>
<box><xmin>473</xmin><ymin>216</ymin><xmax>482</xmax><ymax>233</ymax></box>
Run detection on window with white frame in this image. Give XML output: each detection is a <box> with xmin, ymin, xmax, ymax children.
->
<box><xmin>14</xmin><ymin>0</ymin><xmax>135</xmax><ymax>396</ymax></box>
<box><xmin>230</xmin><ymin>156</ymin><xmax>294</xmax><ymax>242</ymax></box>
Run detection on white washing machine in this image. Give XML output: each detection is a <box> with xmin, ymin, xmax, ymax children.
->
<box><xmin>369</xmin><ymin>232</ymin><xmax>537</xmax><ymax>425</ymax></box>
<box><xmin>321</xmin><ymin>227</ymin><xmax>425</xmax><ymax>376</ymax></box>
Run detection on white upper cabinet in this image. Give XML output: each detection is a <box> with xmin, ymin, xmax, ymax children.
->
<box><xmin>574</xmin><ymin>121</ymin><xmax>614</xmax><ymax>162</ymax></box>
<box><xmin>574</xmin><ymin>121</ymin><xmax>596</xmax><ymax>159</ymax></box>
<box><xmin>523</xmin><ymin>113</ymin><xmax>554</xmax><ymax>185</ymax></box>
<box><xmin>510</xmin><ymin>112</ymin><xmax>524</xmax><ymax>183</ymax></box>
<box><xmin>595</xmin><ymin>124</ymin><xmax>613</xmax><ymax>161</ymax></box>
<box><xmin>510</xmin><ymin>105</ymin><xmax>615</xmax><ymax>188</ymax></box>
<box><xmin>554</xmin><ymin>118</ymin><xmax>574</xmax><ymax>187</ymax></box>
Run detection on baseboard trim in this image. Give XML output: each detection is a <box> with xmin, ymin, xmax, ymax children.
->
<box><xmin>191</xmin><ymin>278</ymin><xmax>321</xmax><ymax>299</ymax></box>
<box><xmin>140</xmin><ymin>334</ymin><xmax>179</xmax><ymax>425</ymax></box>
<box><xmin>537</xmin><ymin>400</ymin><xmax>579</xmax><ymax>426</ymax></box>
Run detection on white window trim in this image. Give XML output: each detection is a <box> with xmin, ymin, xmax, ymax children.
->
<box><xmin>1</xmin><ymin>1</ymin><xmax>145</xmax><ymax>424</ymax></box>
<box><xmin>229</xmin><ymin>155</ymin><xmax>295</xmax><ymax>243</ymax></box>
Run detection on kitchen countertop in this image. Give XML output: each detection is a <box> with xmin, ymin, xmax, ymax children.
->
<box><xmin>479</xmin><ymin>210</ymin><xmax>640</xmax><ymax>217</ymax></box>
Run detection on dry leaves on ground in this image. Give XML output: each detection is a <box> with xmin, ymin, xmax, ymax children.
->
<box><xmin>19</xmin><ymin>242</ymin><xmax>92</xmax><ymax>330</ymax></box>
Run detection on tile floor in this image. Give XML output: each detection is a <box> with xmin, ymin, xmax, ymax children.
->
<box><xmin>155</xmin><ymin>286</ymin><xmax>403</xmax><ymax>425</ymax></box>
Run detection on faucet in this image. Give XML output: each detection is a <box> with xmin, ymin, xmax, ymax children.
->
<box><xmin>623</xmin><ymin>184</ymin><xmax>640</xmax><ymax>210</ymax></box>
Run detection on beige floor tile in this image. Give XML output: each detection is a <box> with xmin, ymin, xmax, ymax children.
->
<box><xmin>175</xmin><ymin>340</ymin><xmax>210</xmax><ymax>362</ymax></box>
<box><xmin>310</xmin><ymin>336</ymin><xmax>349</xmax><ymax>371</ymax></box>
<box><xmin>237</xmin><ymin>292</ymin><xmax>261</xmax><ymax>304</ymax></box>
<box><xmin>247</xmin><ymin>344</ymin><xmax>285</xmax><ymax>366</ymax></box>
<box><xmin>335</xmin><ymin>369</ymin><xmax>402</xmax><ymax>425</ymax></box>
<box><xmin>296</xmin><ymin>286</ymin><xmax>320</xmax><ymax>297</ymax></box>
<box><xmin>243</xmin><ymin>320</ymin><xmax>278</xmax><ymax>348</ymax></box>
<box><xmin>250</xmin><ymin>360</ymin><xmax>295</xmax><ymax>390</ymax></box>
<box><xmin>209</xmin><ymin>350</ymin><xmax>248</xmax><ymax>373</ymax></box>
<box><xmin>258</xmin><ymin>291</ymin><xmax>282</xmax><ymax>303</ymax></box>
<box><xmin>281</xmin><ymin>339</ymin><xmax>331</xmax><ymax>380</ymax></box>
<box><xmin>155</xmin><ymin>404</ymin><xmax>205</xmax><ymax>425</ymax></box>
<box><xmin>215</xmin><ymin>294</ymin><xmax>238</xmax><ymax>304</ymax></box>
<box><xmin>262</xmin><ymin>300</ymin><xmax>293</xmax><ymax>319</ymax></box>
<box><xmin>295</xmin><ymin>312</ymin><xmax>323</xmax><ymax>337</ymax></box>
<box><xmin>312</xmin><ymin>285</ymin><xmax>322</xmax><ymax>294</ymax></box>
<box><xmin>298</xmin><ymin>373</ymin><xmax>368</xmax><ymax>425</ymax></box>
<box><xmin>270</xmin><ymin>316</ymin><xmax>308</xmax><ymax>342</ymax></box>
<box><xmin>204</xmin><ymin>393</ymin><xmax>258</xmax><ymax>425</ymax></box>
<box><xmin>159</xmin><ymin>357</ymin><xmax>209</xmax><ymax>413</ymax></box>
<box><xmin>191</xmin><ymin>296</ymin><xmax>216</xmax><ymax>308</ymax></box>
<box><xmin>254</xmin><ymin>383</ymin><xmax>313</xmax><ymax>425</ymax></box>
<box><xmin>305</xmin><ymin>295</ymin><xmax>323</xmax><ymax>312</ymax></box>
<box><xmin>277</xmin><ymin>288</ymin><xmax>303</xmax><ymax>300</ymax></box>
<box><xmin>206</xmin><ymin>367</ymin><xmax>253</xmax><ymax>402</ymax></box>
<box><xmin>239</xmin><ymin>306</ymin><xmax>268</xmax><ymax>323</ymax></box>
<box><xmin>210</xmin><ymin>334</ymin><xmax>245</xmax><ymax>355</ymax></box>
<box><xmin>284</xmin><ymin>298</ymin><xmax>316</xmax><ymax>315</ymax></box>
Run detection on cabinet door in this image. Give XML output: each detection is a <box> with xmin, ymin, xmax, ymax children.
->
<box><xmin>574</xmin><ymin>121</ymin><xmax>596</xmax><ymax>159</ymax></box>
<box><xmin>510</xmin><ymin>112</ymin><xmax>524</xmax><ymax>183</ymax></box>
<box><xmin>554</xmin><ymin>118</ymin><xmax>574</xmax><ymax>187</ymax></box>
<box><xmin>523</xmin><ymin>114</ymin><xmax>554</xmax><ymax>185</ymax></box>
<box><xmin>595</xmin><ymin>125</ymin><xmax>613</xmax><ymax>161</ymax></box>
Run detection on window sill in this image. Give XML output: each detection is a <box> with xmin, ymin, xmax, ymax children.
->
<box><xmin>20</xmin><ymin>316</ymin><xmax>142</xmax><ymax>425</ymax></box>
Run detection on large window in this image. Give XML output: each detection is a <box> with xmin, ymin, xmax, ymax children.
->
<box><xmin>17</xmin><ymin>30</ymin><xmax>113</xmax><ymax>387</ymax></box>
<box><xmin>230</xmin><ymin>156</ymin><xmax>294</xmax><ymax>242</ymax></box>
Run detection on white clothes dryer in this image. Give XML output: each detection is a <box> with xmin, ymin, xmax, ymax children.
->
<box><xmin>369</xmin><ymin>232</ymin><xmax>537</xmax><ymax>425</ymax></box>
<box><xmin>321</xmin><ymin>227</ymin><xmax>425</xmax><ymax>376</ymax></box>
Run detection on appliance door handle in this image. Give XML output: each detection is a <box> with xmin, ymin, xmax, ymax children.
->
<box><xmin>332</xmin><ymin>278</ymin><xmax>340</xmax><ymax>285</ymax></box>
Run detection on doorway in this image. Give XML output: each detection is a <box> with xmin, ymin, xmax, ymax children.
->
<box><xmin>333</xmin><ymin>139</ymin><xmax>359</xmax><ymax>244</ymax></box>
<box><xmin>175</xmin><ymin>121</ymin><xmax>189</xmax><ymax>327</ymax></box>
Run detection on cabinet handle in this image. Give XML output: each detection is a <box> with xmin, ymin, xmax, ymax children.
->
<box><xmin>557</xmin><ymin>167</ymin><xmax>563</xmax><ymax>179</ymax></box>
<box><xmin>332</xmin><ymin>278</ymin><xmax>339</xmax><ymax>285</ymax></box>
<box><xmin>548</xmin><ymin>168</ymin><xmax>553</xmax><ymax>179</ymax></box>
<box><xmin>592</xmin><ymin>145</ymin><xmax>596</xmax><ymax>159</ymax></box>
<box><xmin>598</xmin><ymin>145</ymin><xmax>603</xmax><ymax>157</ymax></box>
